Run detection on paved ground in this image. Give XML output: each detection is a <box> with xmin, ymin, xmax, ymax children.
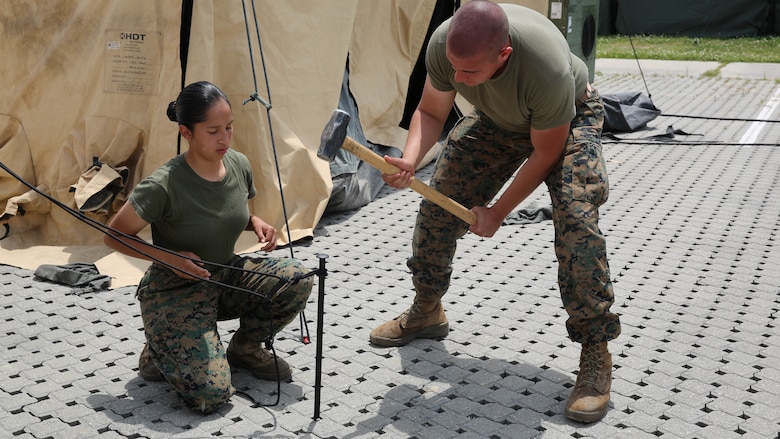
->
<box><xmin>2</xmin><ymin>59</ymin><xmax>779</xmax><ymax>438</ymax></box>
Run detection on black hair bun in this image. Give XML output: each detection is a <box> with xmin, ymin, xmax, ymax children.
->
<box><xmin>166</xmin><ymin>101</ymin><xmax>177</xmax><ymax>122</ymax></box>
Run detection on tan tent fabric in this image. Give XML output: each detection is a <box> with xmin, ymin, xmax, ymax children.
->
<box><xmin>0</xmin><ymin>114</ymin><xmax>48</xmax><ymax>235</ymax></box>
<box><xmin>2</xmin><ymin>186</ymin><xmax>51</xmax><ymax>225</ymax></box>
<box><xmin>0</xmin><ymin>1</ymin><xmax>181</xmax><ymax>249</ymax></box>
<box><xmin>0</xmin><ymin>1</ymin><xmax>556</xmax><ymax>286</ymax></box>
<box><xmin>348</xmin><ymin>1</ymin><xmax>437</xmax><ymax>148</ymax></box>
<box><xmin>0</xmin><ymin>115</ymin><xmax>35</xmax><ymax>203</ymax></box>
<box><xmin>0</xmin><ymin>1</ymin><xmax>180</xmax><ymax>285</ymax></box>
<box><xmin>0</xmin><ymin>0</ymin><xmax>439</xmax><ymax>286</ymax></box>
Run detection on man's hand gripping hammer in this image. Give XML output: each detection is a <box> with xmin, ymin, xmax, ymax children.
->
<box><xmin>317</xmin><ymin>109</ymin><xmax>476</xmax><ymax>225</ymax></box>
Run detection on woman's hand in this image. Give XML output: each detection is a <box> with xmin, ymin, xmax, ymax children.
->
<box><xmin>250</xmin><ymin>215</ymin><xmax>278</xmax><ymax>252</ymax></box>
<box><xmin>168</xmin><ymin>251</ymin><xmax>211</xmax><ymax>280</ymax></box>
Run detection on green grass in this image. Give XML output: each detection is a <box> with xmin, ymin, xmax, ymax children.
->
<box><xmin>597</xmin><ymin>35</ymin><xmax>780</xmax><ymax>63</ymax></box>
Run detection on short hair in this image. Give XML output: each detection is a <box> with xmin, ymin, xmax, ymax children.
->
<box><xmin>447</xmin><ymin>1</ymin><xmax>509</xmax><ymax>59</ymax></box>
<box><xmin>166</xmin><ymin>81</ymin><xmax>230</xmax><ymax>131</ymax></box>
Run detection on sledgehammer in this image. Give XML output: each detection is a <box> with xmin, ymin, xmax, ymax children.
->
<box><xmin>317</xmin><ymin>109</ymin><xmax>476</xmax><ymax>225</ymax></box>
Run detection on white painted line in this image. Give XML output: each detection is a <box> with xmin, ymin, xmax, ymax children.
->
<box><xmin>739</xmin><ymin>85</ymin><xmax>780</xmax><ymax>147</ymax></box>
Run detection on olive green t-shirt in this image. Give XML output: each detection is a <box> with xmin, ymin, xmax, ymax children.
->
<box><xmin>426</xmin><ymin>3</ymin><xmax>589</xmax><ymax>132</ymax></box>
<box><xmin>129</xmin><ymin>149</ymin><xmax>257</xmax><ymax>265</ymax></box>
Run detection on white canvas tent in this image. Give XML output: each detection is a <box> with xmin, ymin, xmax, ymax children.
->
<box><xmin>0</xmin><ymin>0</ymin><xmax>552</xmax><ymax>287</ymax></box>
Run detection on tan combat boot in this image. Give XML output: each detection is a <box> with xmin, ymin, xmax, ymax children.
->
<box><xmin>227</xmin><ymin>329</ymin><xmax>292</xmax><ymax>381</ymax></box>
<box><xmin>138</xmin><ymin>343</ymin><xmax>164</xmax><ymax>382</ymax></box>
<box><xmin>369</xmin><ymin>298</ymin><xmax>449</xmax><ymax>347</ymax></box>
<box><xmin>565</xmin><ymin>342</ymin><xmax>612</xmax><ymax>423</ymax></box>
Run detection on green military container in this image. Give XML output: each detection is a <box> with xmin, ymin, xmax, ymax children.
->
<box><xmin>539</xmin><ymin>0</ymin><xmax>600</xmax><ymax>83</ymax></box>
<box><xmin>566</xmin><ymin>0</ymin><xmax>600</xmax><ymax>83</ymax></box>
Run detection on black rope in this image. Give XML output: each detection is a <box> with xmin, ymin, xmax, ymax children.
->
<box><xmin>660</xmin><ymin>113</ymin><xmax>780</xmax><ymax>124</ymax></box>
<box><xmin>603</xmin><ymin>139</ymin><xmax>780</xmax><ymax>147</ymax></box>
<box><xmin>0</xmin><ymin>160</ymin><xmax>293</xmax><ymax>294</ymax></box>
<box><xmin>176</xmin><ymin>0</ymin><xmax>194</xmax><ymax>156</ymax></box>
<box><xmin>239</xmin><ymin>0</ymin><xmax>292</xmax><ymax>253</ymax></box>
<box><xmin>240</xmin><ymin>0</ymin><xmax>311</xmax><ymax>346</ymax></box>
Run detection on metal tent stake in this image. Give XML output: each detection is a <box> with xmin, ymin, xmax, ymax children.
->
<box><xmin>313</xmin><ymin>253</ymin><xmax>328</xmax><ymax>420</ymax></box>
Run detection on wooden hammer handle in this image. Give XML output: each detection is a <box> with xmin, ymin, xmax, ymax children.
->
<box><xmin>341</xmin><ymin>137</ymin><xmax>477</xmax><ymax>225</ymax></box>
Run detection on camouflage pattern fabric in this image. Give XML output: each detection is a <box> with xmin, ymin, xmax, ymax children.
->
<box><xmin>408</xmin><ymin>86</ymin><xmax>621</xmax><ymax>345</ymax></box>
<box><xmin>137</xmin><ymin>255</ymin><xmax>313</xmax><ymax>413</ymax></box>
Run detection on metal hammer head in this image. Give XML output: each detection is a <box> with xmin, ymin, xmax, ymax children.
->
<box><xmin>317</xmin><ymin>109</ymin><xmax>351</xmax><ymax>161</ymax></box>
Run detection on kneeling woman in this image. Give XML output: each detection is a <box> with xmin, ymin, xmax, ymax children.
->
<box><xmin>105</xmin><ymin>81</ymin><xmax>312</xmax><ymax>413</ymax></box>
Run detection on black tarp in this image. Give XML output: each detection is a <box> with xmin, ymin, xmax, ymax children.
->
<box><xmin>602</xmin><ymin>92</ymin><xmax>661</xmax><ymax>133</ymax></box>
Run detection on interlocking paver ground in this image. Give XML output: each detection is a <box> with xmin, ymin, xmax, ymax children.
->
<box><xmin>2</xmin><ymin>60</ymin><xmax>780</xmax><ymax>438</ymax></box>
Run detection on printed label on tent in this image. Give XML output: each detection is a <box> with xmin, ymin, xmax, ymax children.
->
<box><xmin>104</xmin><ymin>31</ymin><xmax>161</xmax><ymax>95</ymax></box>
<box><xmin>550</xmin><ymin>2</ymin><xmax>563</xmax><ymax>19</ymax></box>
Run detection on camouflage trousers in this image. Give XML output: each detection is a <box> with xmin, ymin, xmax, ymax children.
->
<box><xmin>137</xmin><ymin>255</ymin><xmax>312</xmax><ymax>413</ymax></box>
<box><xmin>409</xmin><ymin>85</ymin><xmax>621</xmax><ymax>345</ymax></box>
